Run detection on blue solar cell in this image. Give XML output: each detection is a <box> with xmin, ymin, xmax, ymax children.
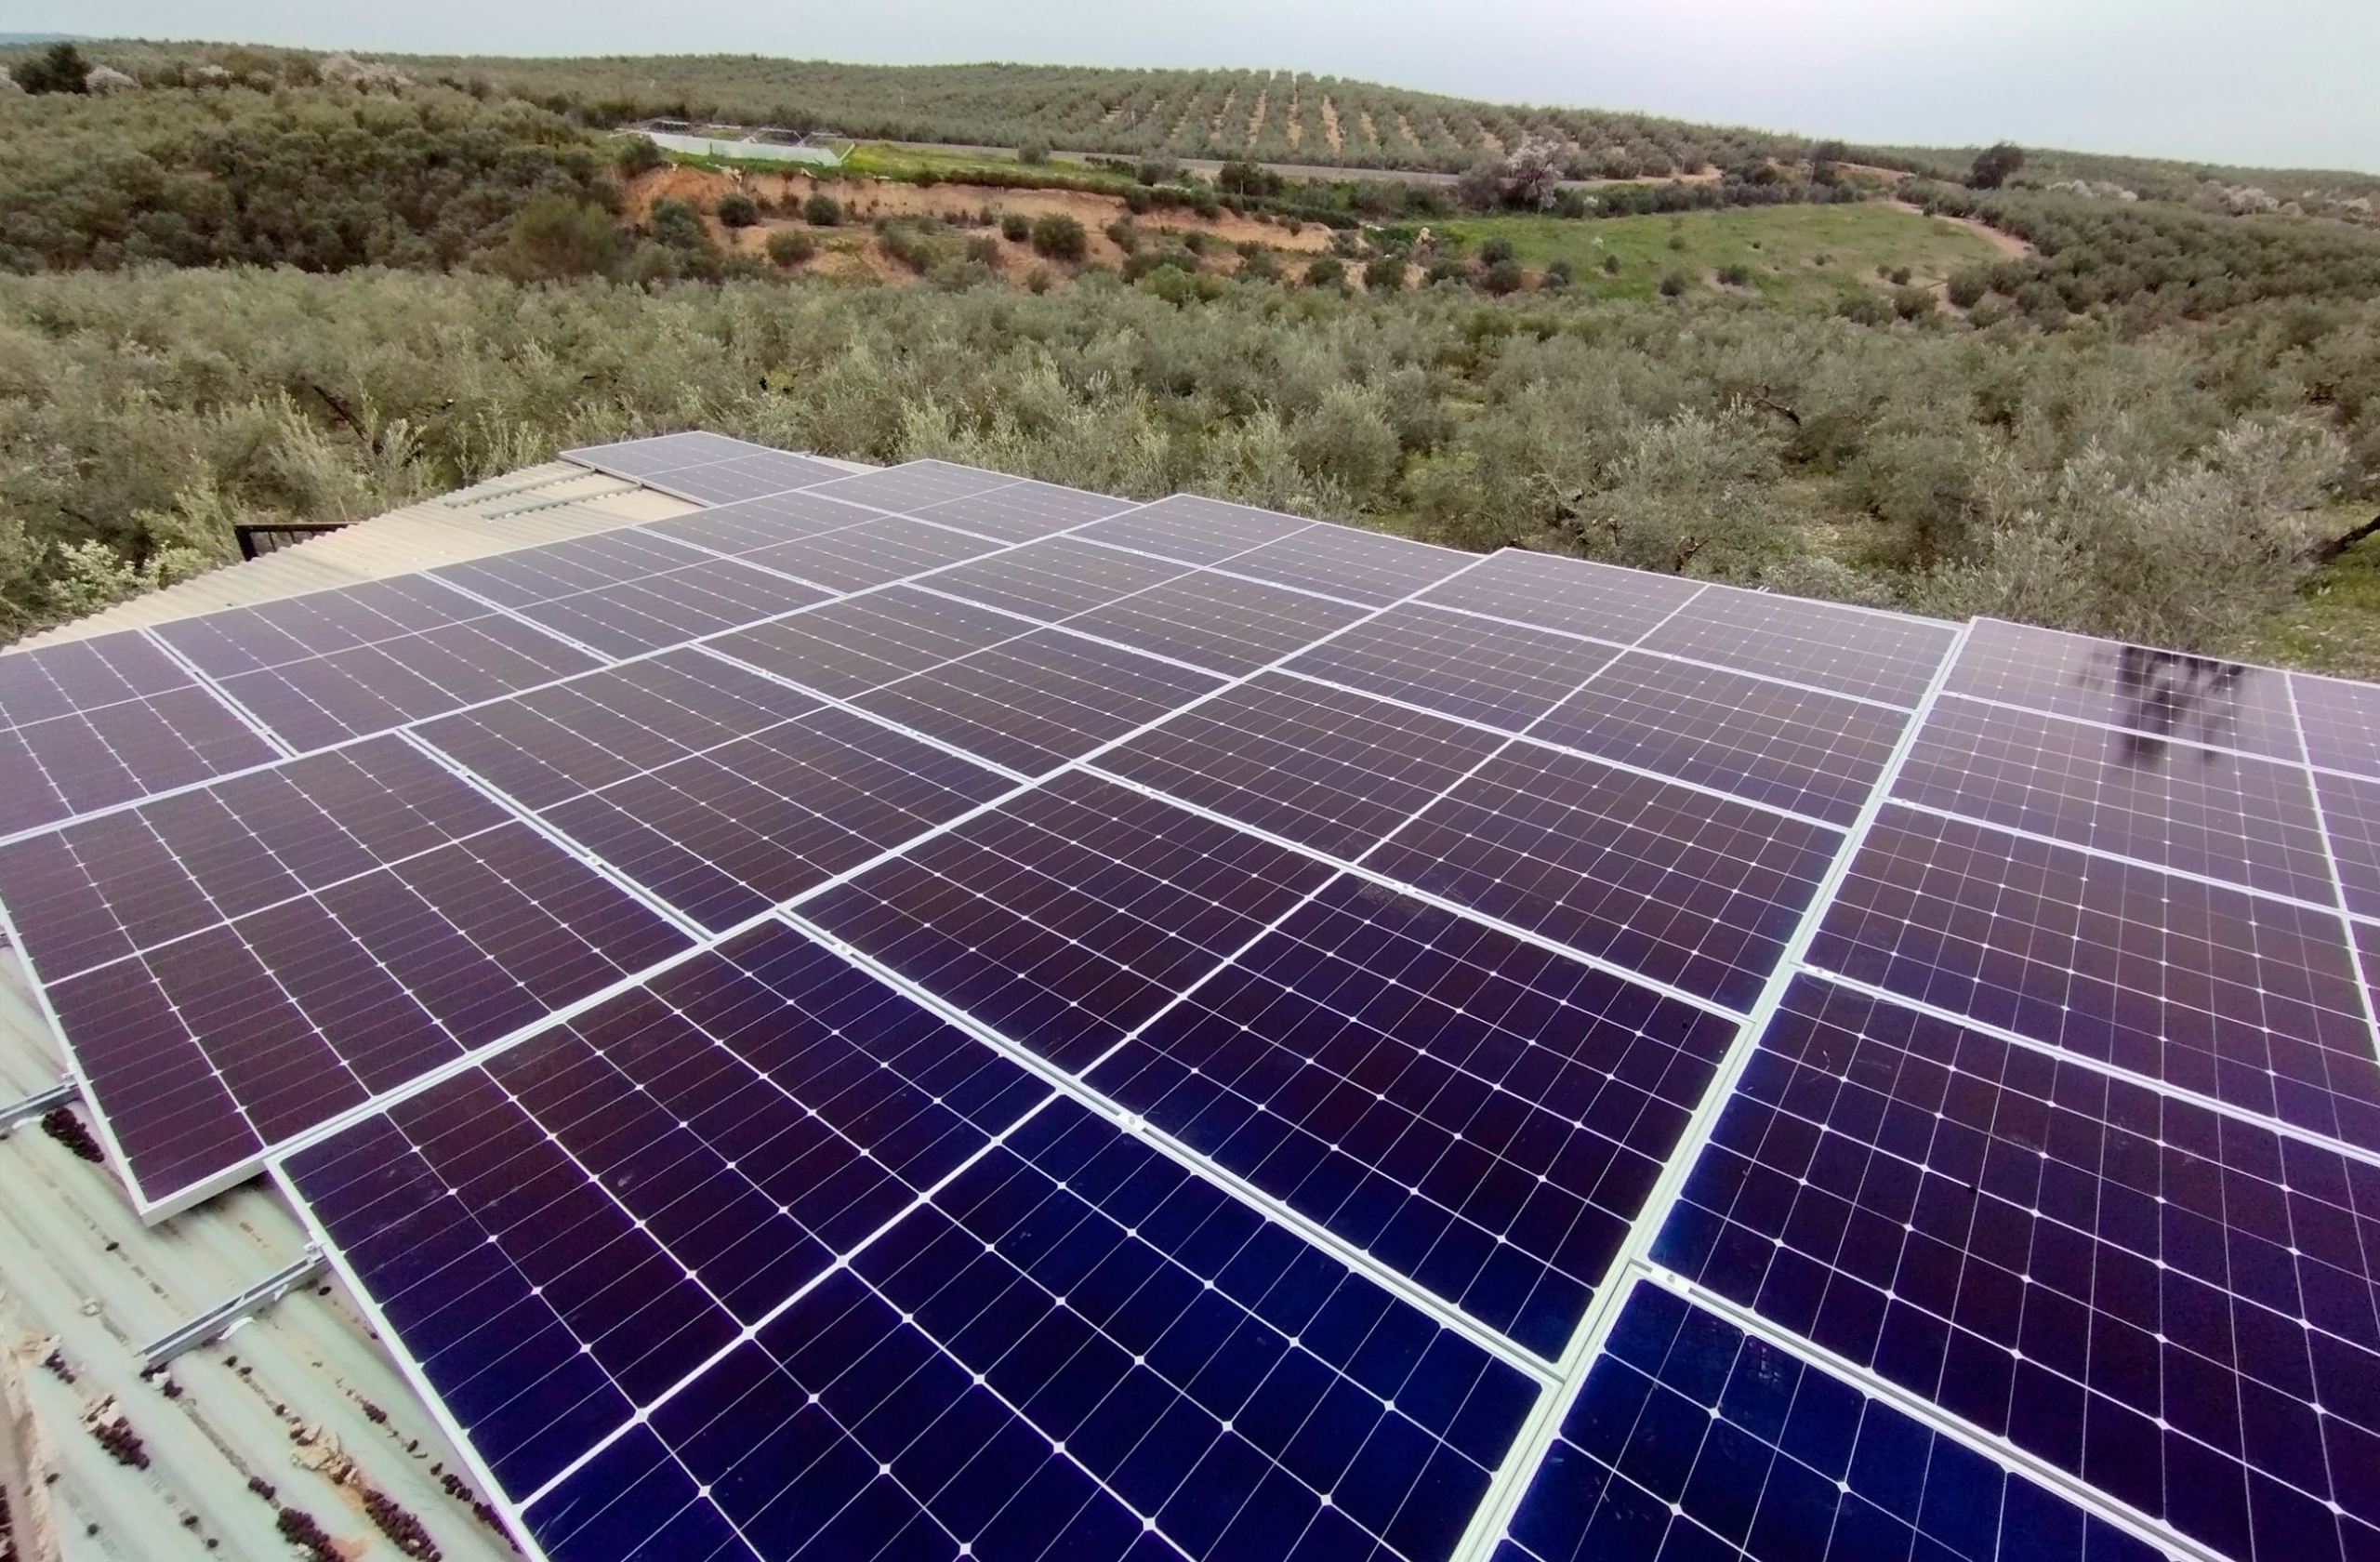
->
<box><xmin>1655</xmin><ymin>977</ymin><xmax>2380</xmax><ymax>1562</ymax></box>
<box><xmin>1091</xmin><ymin>876</ymin><xmax>1739</xmax><ymax>1357</ymax></box>
<box><xmin>1497</xmin><ymin>1282</ymin><xmax>2175</xmax><ymax>1562</ymax></box>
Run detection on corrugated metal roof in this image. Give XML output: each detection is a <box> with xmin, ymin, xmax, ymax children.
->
<box><xmin>0</xmin><ymin>450</ymin><xmax>878</xmax><ymax>1560</ymax></box>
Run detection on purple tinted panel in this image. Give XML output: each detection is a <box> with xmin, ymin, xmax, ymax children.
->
<box><xmin>509</xmin><ymin>559</ymin><xmax>826</xmax><ymax>657</ymax></box>
<box><xmin>1809</xmin><ymin>805</ymin><xmax>2380</xmax><ymax>1148</ymax></box>
<box><xmin>0</xmin><ymin>629</ymin><xmax>194</xmax><ymax>724</ymax></box>
<box><xmin>705</xmin><ymin>586</ymin><xmax>1035</xmax><ymax>699</ymax></box>
<box><xmin>1368</xmin><ymin>745</ymin><xmax>1841</xmax><ymax>1011</ymax></box>
<box><xmin>853</xmin><ymin>629</ymin><xmax>1222</xmax><ymax>777</ymax></box>
<box><xmin>154</xmin><ymin>576</ymin><xmax>495</xmax><ymax>677</ymax></box>
<box><xmin>1534</xmin><ymin>652</ymin><xmax>1907</xmax><ymax>828</ymax></box>
<box><xmin>0</xmin><ymin>687</ymin><xmax>279</xmax><ymax>837</ymax></box>
<box><xmin>740</xmin><ymin>517</ymin><xmax>998</xmax><ymax>593</ymax></box>
<box><xmin>217</xmin><ymin>616</ymin><xmax>598</xmax><ymax>751</ymax></box>
<box><xmin>419</xmin><ymin>648</ymin><xmax>814</xmax><ymax>810</ymax></box>
<box><xmin>1066</xmin><ymin>570</ymin><xmax>1371</xmax><ymax>676</ymax></box>
<box><xmin>806</xmin><ymin>459</ymin><xmax>1019</xmax><ymax>512</ymax></box>
<box><xmin>804</xmin><ymin>770</ymin><xmax>1336</xmax><ymax>1070</ymax></box>
<box><xmin>1092</xmin><ymin>877</ymin><xmax>1738</xmax><ymax>1355</ymax></box>
<box><xmin>44</xmin><ymin>957</ymin><xmax>263</xmax><ymax>1202</ymax></box>
<box><xmin>1223</xmin><ymin>523</ymin><xmax>1473</xmax><ymax>607</ymax></box>
<box><xmin>432</xmin><ymin>530</ymin><xmax>709</xmax><ymax>607</ymax></box>
<box><xmin>1657</xmin><ymin>976</ymin><xmax>2380</xmax><ymax>1562</ymax></box>
<box><xmin>2313</xmin><ymin>769</ymin><xmax>2380</xmax><ymax>920</ymax></box>
<box><xmin>1635</xmin><ymin>589</ymin><xmax>1955</xmax><ymax>708</ymax></box>
<box><xmin>564</xmin><ymin>430</ymin><xmax>762</xmax><ymax>476</ymax></box>
<box><xmin>1072</xmin><ymin>492</ymin><xmax>1316</xmax><ymax>565</ymax></box>
<box><xmin>2294</xmin><ymin>671</ymin><xmax>2380</xmax><ymax>779</ymax></box>
<box><xmin>923</xmin><ymin>536</ymin><xmax>1191</xmax><ymax>622</ymax></box>
<box><xmin>1286</xmin><ymin>606</ymin><xmax>1619</xmax><ymax>733</ymax></box>
<box><xmin>1897</xmin><ymin>695</ymin><xmax>2335</xmax><ymax>904</ymax></box>
<box><xmin>905</xmin><ymin>480</ymin><xmax>1140</xmax><ymax>542</ymax></box>
<box><xmin>1416</xmin><ymin>549</ymin><xmax>1702</xmax><ymax>646</ymax></box>
<box><xmin>1948</xmin><ymin>618</ymin><xmax>2303</xmax><ymax>762</ymax></box>
<box><xmin>540</xmin><ymin>706</ymin><xmax>1010</xmax><ymax>930</ymax></box>
<box><xmin>644</xmin><ymin>487</ymin><xmax>887</xmax><ymax>556</ymax></box>
<box><xmin>653</xmin><ymin>450</ymin><xmax>850</xmax><ymax>504</ymax></box>
<box><xmin>1092</xmin><ymin>672</ymin><xmax>1503</xmax><ymax>859</ymax></box>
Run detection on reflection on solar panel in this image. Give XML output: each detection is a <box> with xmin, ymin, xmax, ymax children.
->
<box><xmin>1</xmin><ymin>432</ymin><xmax>2368</xmax><ymax>1562</ymax></box>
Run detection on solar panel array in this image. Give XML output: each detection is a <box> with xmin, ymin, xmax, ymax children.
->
<box><xmin>0</xmin><ymin>430</ymin><xmax>2368</xmax><ymax>1562</ymax></box>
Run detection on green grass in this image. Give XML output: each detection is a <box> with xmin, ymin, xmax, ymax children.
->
<box><xmin>2227</xmin><ymin>507</ymin><xmax>2380</xmax><ymax>679</ymax></box>
<box><xmin>1438</xmin><ymin>203</ymin><xmax>2010</xmax><ymax>307</ymax></box>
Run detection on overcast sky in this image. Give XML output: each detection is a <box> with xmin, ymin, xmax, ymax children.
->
<box><xmin>16</xmin><ymin>0</ymin><xmax>2377</xmax><ymax>172</ymax></box>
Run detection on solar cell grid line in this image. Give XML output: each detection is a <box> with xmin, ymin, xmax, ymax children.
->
<box><xmin>917</xmin><ymin>534</ymin><xmax>1199</xmax><ymax>623</ymax></box>
<box><xmin>1215</xmin><ymin>522</ymin><xmax>1477</xmax><ymax>608</ymax></box>
<box><xmin>1633</xmin><ymin>586</ymin><xmax>1960</xmax><ymax>708</ymax></box>
<box><xmin>152</xmin><ymin>573</ymin><xmax>521</xmax><ymax>678</ymax></box>
<box><xmin>1491</xmin><ymin>1277</ymin><xmax>2188</xmax><ymax>1562</ymax></box>
<box><xmin>1414</xmin><ymin>548</ymin><xmax>1705</xmax><ymax>648</ymax></box>
<box><xmin>731</xmin><ymin>514</ymin><xmax>1005</xmax><ymax>595</ymax></box>
<box><xmin>849</xmin><ymin>627</ymin><xmax>1227</xmax><ymax>779</ymax></box>
<box><xmin>2282</xmin><ymin>674</ymin><xmax>2380</xmax><ymax>1080</ymax></box>
<box><xmin>804</xmin><ymin>457</ymin><xmax>1028</xmax><ymax>513</ymax></box>
<box><xmin>137</xmin><ymin>623</ymin><xmax>301</xmax><ymax>759</ymax></box>
<box><xmin>1438</xmin><ymin>618</ymin><xmax>1971</xmax><ymax>1562</ymax></box>
<box><xmin>1061</xmin><ymin>568</ymin><xmax>1379</xmax><ymax>677</ymax></box>
<box><xmin>430</xmin><ymin>527</ymin><xmax>721</xmax><ymax>607</ymax></box>
<box><xmin>1525</xmin><ymin>649</ymin><xmax>1912</xmax><ymax>829</ymax></box>
<box><xmin>1805</xmin><ymin>802</ymin><xmax>2380</xmax><ymax>1154</ymax></box>
<box><xmin>1070</xmin><ymin>492</ymin><xmax>1321</xmax><ymax>565</ymax></box>
<box><xmin>1949</xmin><ymin>617</ymin><xmax>2307</xmax><ymax>765</ymax></box>
<box><xmin>562</xmin><ymin>430</ymin><xmax>772</xmax><ymax>478</ymax></box>
<box><xmin>1081</xmin><ymin>872</ymin><xmax>1744</xmax><ymax>1361</ymax></box>
<box><xmin>1281</xmin><ymin>604</ymin><xmax>1623</xmax><ymax>735</ymax></box>
<box><xmin>901</xmin><ymin>478</ymin><xmax>1148</xmax><ymax>543</ymax></box>
<box><xmin>0</xmin><ymin>629</ymin><xmax>286</xmax><ymax>837</ymax></box>
<box><xmin>699</xmin><ymin>584</ymin><xmax>1043</xmax><ymax>700</ymax></box>
<box><xmin>279</xmin><ymin>948</ymin><xmax>1548</xmax><ymax>1562</ymax></box>
<box><xmin>636</xmin><ymin>450</ymin><xmax>856</xmax><ymax>506</ymax></box>
<box><xmin>641</xmin><ymin>486</ymin><xmax>896</xmax><ymax>559</ymax></box>
<box><xmin>1893</xmin><ymin>693</ymin><xmax>2341</xmax><ymax>907</ymax></box>
<box><xmin>2292</xmin><ymin>671</ymin><xmax>2380</xmax><ymax>780</ymax></box>
<box><xmin>0</xmin><ymin>732</ymin><xmax>694</xmax><ymax>1215</ymax></box>
<box><xmin>433</xmin><ymin>555</ymin><xmax>831</xmax><ymax>664</ymax></box>
<box><xmin>1651</xmin><ymin>975</ymin><xmax>2375</xmax><ymax>1562</ymax></box>
<box><xmin>1094</xmin><ymin>672</ymin><xmax>1511</xmax><ymax>860</ymax></box>
<box><xmin>800</xmin><ymin>769</ymin><xmax>1341</xmax><ymax>1074</ymax></box>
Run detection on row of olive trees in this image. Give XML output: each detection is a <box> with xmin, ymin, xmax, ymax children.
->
<box><xmin>0</xmin><ymin>263</ymin><xmax>2365</xmax><ymax>654</ymax></box>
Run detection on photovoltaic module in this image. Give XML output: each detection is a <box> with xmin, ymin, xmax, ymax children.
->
<box><xmin>0</xmin><ymin>430</ymin><xmax>2369</xmax><ymax>1562</ymax></box>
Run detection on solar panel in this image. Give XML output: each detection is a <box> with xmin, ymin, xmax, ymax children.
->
<box><xmin>562</xmin><ymin>432</ymin><xmax>849</xmax><ymax>503</ymax></box>
<box><xmin>0</xmin><ymin>629</ymin><xmax>283</xmax><ymax>836</ymax></box>
<box><xmin>7</xmin><ymin>444</ymin><xmax>2373</xmax><ymax>1562</ymax></box>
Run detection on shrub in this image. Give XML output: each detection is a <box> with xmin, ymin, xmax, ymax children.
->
<box><xmin>1024</xmin><ymin>265</ymin><xmax>1054</xmax><ymax>293</ymax></box>
<box><xmin>17</xmin><ymin>43</ymin><xmax>89</xmax><ymax>95</ymax></box>
<box><xmin>999</xmin><ymin>211</ymin><xmax>1031</xmax><ymax>243</ymax></box>
<box><xmin>1967</xmin><ymin>142</ymin><xmax>2025</xmax><ymax>191</ymax></box>
<box><xmin>1030</xmin><ymin>213</ymin><xmax>1088</xmax><ymax>261</ymax></box>
<box><xmin>1945</xmin><ymin>267</ymin><xmax>1991</xmax><ymax>308</ymax></box>
<box><xmin>1602</xmin><ymin>253</ymin><xmax>1621</xmax><ymax>275</ymax></box>
<box><xmin>1123</xmin><ymin>188</ymin><xmax>1152</xmax><ymax>214</ymax></box>
<box><xmin>1304</xmin><ymin>255</ymin><xmax>1347</xmax><ymax>292</ymax></box>
<box><xmin>766</xmin><ymin>228</ymin><xmax>817</xmax><ymax>267</ymax></box>
<box><xmin>615</xmin><ymin>137</ymin><xmax>666</xmax><ymax>177</ymax></box>
<box><xmin>1836</xmin><ymin>289</ymin><xmax>1892</xmax><ymax>324</ymax></box>
<box><xmin>1658</xmin><ymin>269</ymin><xmax>1689</xmax><ymax>298</ymax></box>
<box><xmin>1893</xmin><ymin>285</ymin><xmax>1937</xmax><ymax>319</ymax></box>
<box><xmin>965</xmin><ymin>233</ymin><xmax>1002</xmax><ymax>266</ymax></box>
<box><xmin>1715</xmin><ymin>261</ymin><xmax>1752</xmax><ymax>287</ymax></box>
<box><xmin>1364</xmin><ymin>253</ymin><xmax>1408</xmax><ymax>293</ymax></box>
<box><xmin>1888</xmin><ymin>265</ymin><xmax>1911</xmax><ymax>285</ymax></box>
<box><xmin>1104</xmin><ymin>218</ymin><xmax>1140</xmax><ymax>253</ymax></box>
<box><xmin>715</xmin><ymin>192</ymin><xmax>760</xmax><ymax>229</ymax></box>
<box><xmin>1553</xmin><ymin>190</ymin><xmax>1590</xmax><ymax>219</ymax></box>
<box><xmin>1479</xmin><ymin>235</ymin><xmax>1516</xmax><ymax>266</ymax></box>
<box><xmin>1016</xmin><ymin>139</ymin><xmax>1051</xmax><ymax>165</ymax></box>
<box><xmin>802</xmin><ymin>192</ymin><xmax>843</xmax><ymax>226</ymax></box>
<box><xmin>1543</xmin><ymin>258</ymin><xmax>1575</xmax><ymax>289</ymax></box>
<box><xmin>1136</xmin><ymin>157</ymin><xmax>1180</xmax><ymax>187</ymax></box>
<box><xmin>491</xmin><ymin>195</ymin><xmax>622</xmax><ymax>281</ymax></box>
<box><xmin>1237</xmin><ymin>247</ymin><xmax>1281</xmax><ymax>282</ymax></box>
<box><xmin>1425</xmin><ymin>256</ymin><xmax>1467</xmax><ymax>285</ymax></box>
<box><xmin>1481</xmin><ymin>258</ymin><xmax>1525</xmax><ymax>297</ymax></box>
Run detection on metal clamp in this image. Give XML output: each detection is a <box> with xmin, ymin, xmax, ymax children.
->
<box><xmin>139</xmin><ymin>1247</ymin><xmax>331</xmax><ymax>1373</ymax></box>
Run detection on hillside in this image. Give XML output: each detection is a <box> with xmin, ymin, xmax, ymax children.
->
<box><xmin>0</xmin><ymin>39</ymin><xmax>2375</xmax><ymax>679</ymax></box>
